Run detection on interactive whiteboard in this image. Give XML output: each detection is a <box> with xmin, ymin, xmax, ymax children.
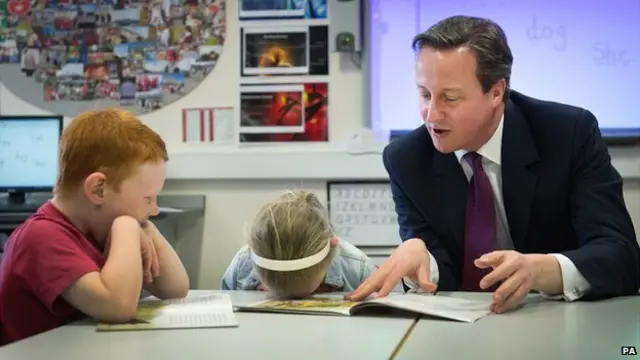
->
<box><xmin>368</xmin><ymin>0</ymin><xmax>640</xmax><ymax>135</ymax></box>
<box><xmin>327</xmin><ymin>181</ymin><xmax>400</xmax><ymax>247</ymax></box>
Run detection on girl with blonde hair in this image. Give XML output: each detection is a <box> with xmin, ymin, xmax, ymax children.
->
<box><xmin>222</xmin><ymin>190</ymin><xmax>376</xmax><ymax>298</ymax></box>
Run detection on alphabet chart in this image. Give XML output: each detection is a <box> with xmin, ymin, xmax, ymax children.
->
<box><xmin>327</xmin><ymin>181</ymin><xmax>399</xmax><ymax>247</ymax></box>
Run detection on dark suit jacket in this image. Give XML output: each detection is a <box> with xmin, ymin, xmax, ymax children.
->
<box><xmin>383</xmin><ymin>90</ymin><xmax>640</xmax><ymax>297</ymax></box>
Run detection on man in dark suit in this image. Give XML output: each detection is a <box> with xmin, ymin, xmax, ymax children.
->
<box><xmin>347</xmin><ymin>15</ymin><xmax>640</xmax><ymax>312</ymax></box>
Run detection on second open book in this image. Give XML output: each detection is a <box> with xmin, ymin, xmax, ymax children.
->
<box><xmin>235</xmin><ymin>293</ymin><xmax>494</xmax><ymax>323</ymax></box>
<box><xmin>96</xmin><ymin>294</ymin><xmax>239</xmax><ymax>331</ymax></box>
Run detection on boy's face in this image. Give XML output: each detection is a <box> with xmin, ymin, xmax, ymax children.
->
<box><xmin>85</xmin><ymin>161</ymin><xmax>166</xmax><ymax>241</ymax></box>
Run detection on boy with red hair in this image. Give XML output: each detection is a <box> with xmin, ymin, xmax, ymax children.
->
<box><xmin>0</xmin><ymin>109</ymin><xmax>189</xmax><ymax>346</ymax></box>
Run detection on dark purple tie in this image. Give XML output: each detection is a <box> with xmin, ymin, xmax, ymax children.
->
<box><xmin>462</xmin><ymin>152</ymin><xmax>497</xmax><ymax>291</ymax></box>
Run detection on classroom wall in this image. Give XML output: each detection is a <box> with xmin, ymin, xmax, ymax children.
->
<box><xmin>156</xmin><ymin>4</ymin><xmax>640</xmax><ymax>290</ymax></box>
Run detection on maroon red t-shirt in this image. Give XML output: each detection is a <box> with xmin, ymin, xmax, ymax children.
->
<box><xmin>0</xmin><ymin>201</ymin><xmax>105</xmax><ymax>346</ymax></box>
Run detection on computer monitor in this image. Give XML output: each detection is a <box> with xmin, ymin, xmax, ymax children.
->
<box><xmin>0</xmin><ymin>115</ymin><xmax>63</xmax><ymax>204</ymax></box>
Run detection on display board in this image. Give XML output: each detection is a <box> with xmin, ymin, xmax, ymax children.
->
<box><xmin>327</xmin><ymin>181</ymin><xmax>399</xmax><ymax>247</ymax></box>
<box><xmin>0</xmin><ymin>0</ymin><xmax>226</xmax><ymax>117</ymax></box>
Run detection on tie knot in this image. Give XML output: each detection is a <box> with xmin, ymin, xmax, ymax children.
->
<box><xmin>464</xmin><ymin>152</ymin><xmax>483</xmax><ymax>169</ymax></box>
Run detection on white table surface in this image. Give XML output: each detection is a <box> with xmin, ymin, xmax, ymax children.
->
<box><xmin>0</xmin><ymin>290</ymin><xmax>417</xmax><ymax>360</ymax></box>
<box><xmin>396</xmin><ymin>292</ymin><xmax>640</xmax><ymax>360</ymax></box>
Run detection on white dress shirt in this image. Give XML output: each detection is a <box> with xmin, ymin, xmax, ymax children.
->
<box><xmin>405</xmin><ymin>116</ymin><xmax>592</xmax><ymax>301</ymax></box>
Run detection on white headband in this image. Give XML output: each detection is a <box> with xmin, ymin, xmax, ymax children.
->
<box><xmin>250</xmin><ymin>239</ymin><xmax>331</xmax><ymax>272</ymax></box>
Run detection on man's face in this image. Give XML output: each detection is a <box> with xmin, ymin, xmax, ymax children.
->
<box><xmin>415</xmin><ymin>46</ymin><xmax>504</xmax><ymax>153</ymax></box>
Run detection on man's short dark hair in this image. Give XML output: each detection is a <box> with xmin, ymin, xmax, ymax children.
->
<box><xmin>412</xmin><ymin>15</ymin><xmax>514</xmax><ymax>102</ymax></box>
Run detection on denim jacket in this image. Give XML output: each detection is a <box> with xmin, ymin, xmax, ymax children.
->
<box><xmin>221</xmin><ymin>238</ymin><xmax>376</xmax><ymax>292</ymax></box>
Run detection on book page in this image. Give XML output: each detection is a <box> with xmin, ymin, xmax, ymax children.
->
<box><xmin>241</xmin><ymin>298</ymin><xmax>359</xmax><ymax>316</ymax></box>
<box><xmin>97</xmin><ymin>294</ymin><xmax>238</xmax><ymax>331</ymax></box>
<box><xmin>144</xmin><ymin>311</ymin><xmax>238</xmax><ymax>329</ymax></box>
<box><xmin>140</xmin><ymin>294</ymin><xmax>229</xmax><ymax>309</ymax></box>
<box><xmin>367</xmin><ymin>293</ymin><xmax>493</xmax><ymax>323</ymax></box>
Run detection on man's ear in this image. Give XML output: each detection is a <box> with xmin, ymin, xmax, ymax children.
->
<box><xmin>84</xmin><ymin>172</ymin><xmax>107</xmax><ymax>205</ymax></box>
<box><xmin>490</xmin><ymin>79</ymin><xmax>506</xmax><ymax>106</ymax></box>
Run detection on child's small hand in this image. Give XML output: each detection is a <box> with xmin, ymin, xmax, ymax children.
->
<box><xmin>139</xmin><ymin>226</ymin><xmax>160</xmax><ymax>284</ymax></box>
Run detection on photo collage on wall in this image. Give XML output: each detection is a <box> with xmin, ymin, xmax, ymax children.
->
<box><xmin>236</xmin><ymin>0</ymin><xmax>329</xmax><ymax>144</ymax></box>
<box><xmin>0</xmin><ymin>0</ymin><xmax>226</xmax><ymax>116</ymax></box>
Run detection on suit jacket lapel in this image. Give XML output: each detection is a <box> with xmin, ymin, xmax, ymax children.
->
<box><xmin>431</xmin><ymin>150</ymin><xmax>468</xmax><ymax>251</ymax></box>
<box><xmin>501</xmin><ymin>99</ymin><xmax>539</xmax><ymax>251</ymax></box>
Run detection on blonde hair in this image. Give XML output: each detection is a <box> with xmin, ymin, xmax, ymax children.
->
<box><xmin>249</xmin><ymin>190</ymin><xmax>336</xmax><ymax>298</ymax></box>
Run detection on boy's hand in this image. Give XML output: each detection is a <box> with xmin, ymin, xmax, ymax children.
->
<box><xmin>140</xmin><ymin>224</ymin><xmax>160</xmax><ymax>284</ymax></box>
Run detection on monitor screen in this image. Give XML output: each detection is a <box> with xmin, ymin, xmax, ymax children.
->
<box><xmin>367</xmin><ymin>0</ymin><xmax>640</xmax><ymax>136</ymax></box>
<box><xmin>0</xmin><ymin>116</ymin><xmax>63</xmax><ymax>191</ymax></box>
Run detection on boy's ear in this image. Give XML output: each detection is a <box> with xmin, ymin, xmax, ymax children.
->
<box><xmin>330</xmin><ymin>237</ymin><xmax>339</xmax><ymax>247</ymax></box>
<box><xmin>84</xmin><ymin>172</ymin><xmax>107</xmax><ymax>205</ymax></box>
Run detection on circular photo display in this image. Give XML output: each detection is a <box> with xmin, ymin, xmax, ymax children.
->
<box><xmin>0</xmin><ymin>0</ymin><xmax>226</xmax><ymax>116</ymax></box>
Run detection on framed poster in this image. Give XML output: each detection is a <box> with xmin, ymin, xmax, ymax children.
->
<box><xmin>240</xmin><ymin>24</ymin><xmax>328</xmax><ymax>77</ymax></box>
<box><xmin>238</xmin><ymin>0</ymin><xmax>327</xmax><ymax>20</ymax></box>
<box><xmin>239</xmin><ymin>82</ymin><xmax>328</xmax><ymax>143</ymax></box>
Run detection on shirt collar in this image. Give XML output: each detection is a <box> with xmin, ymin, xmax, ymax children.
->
<box><xmin>454</xmin><ymin>114</ymin><xmax>504</xmax><ymax>166</ymax></box>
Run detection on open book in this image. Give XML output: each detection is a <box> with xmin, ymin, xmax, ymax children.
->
<box><xmin>235</xmin><ymin>293</ymin><xmax>493</xmax><ymax>323</ymax></box>
<box><xmin>97</xmin><ymin>293</ymin><xmax>239</xmax><ymax>331</ymax></box>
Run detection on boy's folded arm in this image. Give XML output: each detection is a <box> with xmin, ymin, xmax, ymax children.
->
<box><xmin>62</xmin><ymin>272</ymin><xmax>138</xmax><ymax>322</ymax></box>
<box><xmin>62</xmin><ymin>216</ymin><xmax>144</xmax><ymax>322</ymax></box>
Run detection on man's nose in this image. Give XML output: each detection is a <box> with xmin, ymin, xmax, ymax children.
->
<box><xmin>424</xmin><ymin>101</ymin><xmax>445</xmax><ymax>124</ymax></box>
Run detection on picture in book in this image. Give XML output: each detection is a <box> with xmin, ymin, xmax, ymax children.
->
<box><xmin>256</xmin><ymin>298</ymin><xmax>359</xmax><ymax>311</ymax></box>
<box><xmin>0</xmin><ymin>0</ymin><xmax>226</xmax><ymax>117</ymax></box>
<box><xmin>239</xmin><ymin>82</ymin><xmax>328</xmax><ymax>143</ymax></box>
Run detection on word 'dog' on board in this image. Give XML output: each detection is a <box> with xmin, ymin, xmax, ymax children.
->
<box><xmin>328</xmin><ymin>182</ymin><xmax>399</xmax><ymax>247</ymax></box>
